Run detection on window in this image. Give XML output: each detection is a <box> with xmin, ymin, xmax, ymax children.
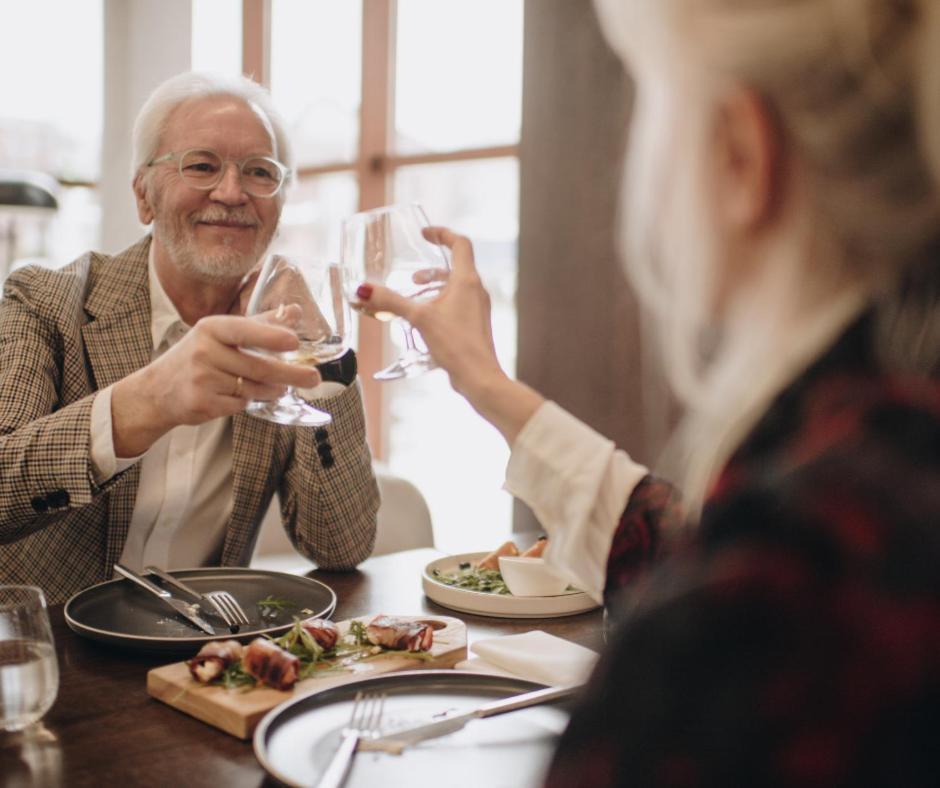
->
<box><xmin>0</xmin><ymin>0</ymin><xmax>103</xmax><ymax>275</ymax></box>
<box><xmin>192</xmin><ymin>0</ymin><xmax>243</xmax><ymax>77</ymax></box>
<box><xmin>261</xmin><ymin>1</ymin><xmax>524</xmax><ymax>551</ymax></box>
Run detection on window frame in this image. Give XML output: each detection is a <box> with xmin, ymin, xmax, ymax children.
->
<box><xmin>242</xmin><ymin>0</ymin><xmax>520</xmax><ymax>458</ymax></box>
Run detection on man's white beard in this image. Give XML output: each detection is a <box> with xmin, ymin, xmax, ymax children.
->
<box><xmin>154</xmin><ymin>212</ymin><xmax>273</xmax><ymax>283</ymax></box>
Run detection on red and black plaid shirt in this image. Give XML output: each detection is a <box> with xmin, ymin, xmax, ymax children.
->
<box><xmin>546</xmin><ymin>314</ymin><xmax>940</xmax><ymax>787</ymax></box>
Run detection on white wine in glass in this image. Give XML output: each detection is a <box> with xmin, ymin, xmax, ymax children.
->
<box><xmin>340</xmin><ymin>203</ymin><xmax>450</xmax><ymax>381</ymax></box>
<box><xmin>244</xmin><ymin>255</ymin><xmax>350</xmax><ymax>426</ymax></box>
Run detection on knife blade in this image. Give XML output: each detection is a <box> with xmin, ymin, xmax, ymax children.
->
<box><xmin>360</xmin><ymin>683</ymin><xmax>580</xmax><ymax>754</ymax></box>
<box><xmin>114</xmin><ymin>563</ymin><xmax>216</xmax><ymax>635</ymax></box>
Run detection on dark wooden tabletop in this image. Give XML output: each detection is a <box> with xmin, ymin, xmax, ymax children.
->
<box><xmin>0</xmin><ymin>548</ymin><xmax>604</xmax><ymax>788</ymax></box>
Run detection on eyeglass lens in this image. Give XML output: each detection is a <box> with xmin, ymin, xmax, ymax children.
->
<box><xmin>179</xmin><ymin>149</ymin><xmax>282</xmax><ymax>196</ymax></box>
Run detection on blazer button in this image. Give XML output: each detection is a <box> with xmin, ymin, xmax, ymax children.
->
<box><xmin>316</xmin><ymin>442</ymin><xmax>333</xmax><ymax>458</ymax></box>
<box><xmin>31</xmin><ymin>496</ymin><xmax>49</xmax><ymax>513</ymax></box>
<box><xmin>48</xmin><ymin>489</ymin><xmax>70</xmax><ymax>508</ymax></box>
<box><xmin>314</xmin><ymin>428</ymin><xmax>329</xmax><ymax>444</ymax></box>
<box><xmin>321</xmin><ymin>454</ymin><xmax>335</xmax><ymax>469</ymax></box>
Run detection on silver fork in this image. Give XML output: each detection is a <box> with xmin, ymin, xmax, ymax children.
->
<box><xmin>317</xmin><ymin>691</ymin><xmax>385</xmax><ymax>788</ymax></box>
<box><xmin>203</xmin><ymin>589</ymin><xmax>250</xmax><ymax>630</ymax></box>
<box><xmin>144</xmin><ymin>566</ymin><xmax>249</xmax><ymax>632</ymax></box>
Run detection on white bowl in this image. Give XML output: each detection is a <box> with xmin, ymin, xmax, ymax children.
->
<box><xmin>498</xmin><ymin>556</ymin><xmax>569</xmax><ymax>597</ymax></box>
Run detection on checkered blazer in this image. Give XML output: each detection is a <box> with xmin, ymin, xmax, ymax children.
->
<box><xmin>0</xmin><ymin>237</ymin><xmax>379</xmax><ymax>604</ymax></box>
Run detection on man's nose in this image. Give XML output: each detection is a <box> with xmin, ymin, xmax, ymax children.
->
<box><xmin>210</xmin><ymin>162</ymin><xmax>248</xmax><ymax>203</ymax></box>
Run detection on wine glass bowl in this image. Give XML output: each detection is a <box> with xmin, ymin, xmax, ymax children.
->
<box><xmin>340</xmin><ymin>203</ymin><xmax>450</xmax><ymax>381</ymax></box>
<box><xmin>243</xmin><ymin>255</ymin><xmax>350</xmax><ymax>426</ymax></box>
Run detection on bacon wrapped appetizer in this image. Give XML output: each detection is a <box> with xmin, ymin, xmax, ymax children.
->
<box><xmin>476</xmin><ymin>540</ymin><xmax>519</xmax><ymax>570</ymax></box>
<box><xmin>300</xmin><ymin>618</ymin><xmax>339</xmax><ymax>650</ymax></box>
<box><xmin>187</xmin><ymin>639</ymin><xmax>244</xmax><ymax>683</ymax></box>
<box><xmin>366</xmin><ymin>615</ymin><xmax>434</xmax><ymax>652</ymax></box>
<box><xmin>520</xmin><ymin>536</ymin><xmax>548</xmax><ymax>558</ymax></box>
<box><xmin>242</xmin><ymin>637</ymin><xmax>301</xmax><ymax>690</ymax></box>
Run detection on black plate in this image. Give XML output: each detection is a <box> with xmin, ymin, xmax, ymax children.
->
<box><xmin>64</xmin><ymin>567</ymin><xmax>336</xmax><ymax>653</ymax></box>
<box><xmin>254</xmin><ymin>670</ymin><xmax>571</xmax><ymax>788</ymax></box>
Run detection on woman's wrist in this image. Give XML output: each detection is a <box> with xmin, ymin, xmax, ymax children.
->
<box><xmin>462</xmin><ymin>372</ymin><xmax>545</xmax><ymax>446</ymax></box>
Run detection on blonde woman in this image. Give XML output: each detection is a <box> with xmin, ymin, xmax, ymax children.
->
<box><xmin>354</xmin><ymin>0</ymin><xmax>940</xmax><ymax>783</ymax></box>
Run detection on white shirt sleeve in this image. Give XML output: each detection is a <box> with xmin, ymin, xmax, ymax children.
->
<box><xmin>90</xmin><ymin>385</ymin><xmax>143</xmax><ymax>484</ymax></box>
<box><xmin>504</xmin><ymin>401</ymin><xmax>649</xmax><ymax>603</ymax></box>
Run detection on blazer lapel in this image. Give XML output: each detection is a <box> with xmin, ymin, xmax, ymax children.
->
<box><xmin>79</xmin><ymin>237</ymin><xmax>153</xmax><ymax>569</ymax></box>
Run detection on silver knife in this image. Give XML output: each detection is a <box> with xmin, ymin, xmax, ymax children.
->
<box><xmin>114</xmin><ymin>563</ymin><xmax>215</xmax><ymax>635</ymax></box>
<box><xmin>144</xmin><ymin>565</ymin><xmax>228</xmax><ymax>623</ymax></box>
<box><xmin>360</xmin><ymin>683</ymin><xmax>579</xmax><ymax>754</ymax></box>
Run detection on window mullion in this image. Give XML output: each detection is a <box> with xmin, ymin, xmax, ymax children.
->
<box><xmin>242</xmin><ymin>0</ymin><xmax>270</xmax><ymax>86</ymax></box>
<box><xmin>356</xmin><ymin>0</ymin><xmax>397</xmax><ymax>460</ymax></box>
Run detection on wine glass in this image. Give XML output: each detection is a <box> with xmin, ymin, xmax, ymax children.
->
<box><xmin>243</xmin><ymin>254</ymin><xmax>350</xmax><ymax>426</ymax></box>
<box><xmin>340</xmin><ymin>203</ymin><xmax>450</xmax><ymax>381</ymax></box>
<box><xmin>0</xmin><ymin>586</ymin><xmax>59</xmax><ymax>732</ymax></box>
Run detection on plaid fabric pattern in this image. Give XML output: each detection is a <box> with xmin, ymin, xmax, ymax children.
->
<box><xmin>546</xmin><ymin>314</ymin><xmax>940</xmax><ymax>787</ymax></box>
<box><xmin>0</xmin><ymin>237</ymin><xmax>379</xmax><ymax>603</ymax></box>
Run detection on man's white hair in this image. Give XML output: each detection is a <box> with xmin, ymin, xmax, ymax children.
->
<box><xmin>130</xmin><ymin>71</ymin><xmax>293</xmax><ymax>181</ymax></box>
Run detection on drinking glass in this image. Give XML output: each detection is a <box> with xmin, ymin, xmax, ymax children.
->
<box><xmin>340</xmin><ymin>203</ymin><xmax>450</xmax><ymax>381</ymax></box>
<box><xmin>243</xmin><ymin>255</ymin><xmax>350</xmax><ymax>426</ymax></box>
<box><xmin>0</xmin><ymin>586</ymin><xmax>59</xmax><ymax>732</ymax></box>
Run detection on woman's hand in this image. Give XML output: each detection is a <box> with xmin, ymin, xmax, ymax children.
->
<box><xmin>352</xmin><ymin>226</ymin><xmax>544</xmax><ymax>443</ymax></box>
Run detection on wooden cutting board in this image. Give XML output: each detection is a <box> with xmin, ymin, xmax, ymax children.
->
<box><xmin>147</xmin><ymin>615</ymin><xmax>466</xmax><ymax>739</ymax></box>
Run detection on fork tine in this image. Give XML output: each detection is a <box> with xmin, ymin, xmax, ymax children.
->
<box><xmin>204</xmin><ymin>593</ymin><xmax>234</xmax><ymax>626</ymax></box>
<box><xmin>223</xmin><ymin>591</ymin><xmax>248</xmax><ymax>624</ymax></box>
<box><xmin>202</xmin><ymin>594</ymin><xmax>234</xmax><ymax>626</ymax></box>
<box><xmin>347</xmin><ymin>692</ymin><xmax>384</xmax><ymax>735</ymax></box>
<box><xmin>206</xmin><ymin>591</ymin><xmax>250</xmax><ymax>625</ymax></box>
<box><xmin>217</xmin><ymin>591</ymin><xmax>249</xmax><ymax>624</ymax></box>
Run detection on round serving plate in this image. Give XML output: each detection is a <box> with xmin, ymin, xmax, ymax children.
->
<box><xmin>64</xmin><ymin>567</ymin><xmax>336</xmax><ymax>652</ymax></box>
<box><xmin>422</xmin><ymin>552</ymin><xmax>600</xmax><ymax>619</ymax></box>
<box><xmin>254</xmin><ymin>669</ymin><xmax>571</xmax><ymax>788</ymax></box>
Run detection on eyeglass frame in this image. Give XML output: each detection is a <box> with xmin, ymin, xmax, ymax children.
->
<box><xmin>146</xmin><ymin>148</ymin><xmax>291</xmax><ymax>198</ymax></box>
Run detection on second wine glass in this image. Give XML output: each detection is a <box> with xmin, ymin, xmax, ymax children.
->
<box><xmin>243</xmin><ymin>254</ymin><xmax>349</xmax><ymax>426</ymax></box>
<box><xmin>340</xmin><ymin>203</ymin><xmax>450</xmax><ymax>381</ymax></box>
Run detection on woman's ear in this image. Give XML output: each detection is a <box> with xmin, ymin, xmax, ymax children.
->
<box><xmin>711</xmin><ymin>88</ymin><xmax>782</xmax><ymax>233</ymax></box>
<box><xmin>132</xmin><ymin>172</ymin><xmax>154</xmax><ymax>225</ymax></box>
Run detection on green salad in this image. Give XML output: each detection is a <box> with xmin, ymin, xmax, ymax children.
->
<box><xmin>432</xmin><ymin>563</ymin><xmax>510</xmax><ymax>595</ymax></box>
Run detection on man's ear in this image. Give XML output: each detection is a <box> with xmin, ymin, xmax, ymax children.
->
<box><xmin>711</xmin><ymin>88</ymin><xmax>782</xmax><ymax>232</ymax></box>
<box><xmin>132</xmin><ymin>172</ymin><xmax>154</xmax><ymax>225</ymax></box>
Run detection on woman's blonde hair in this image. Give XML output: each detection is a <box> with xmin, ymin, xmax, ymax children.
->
<box><xmin>594</xmin><ymin>0</ymin><xmax>940</xmax><ymax>511</ymax></box>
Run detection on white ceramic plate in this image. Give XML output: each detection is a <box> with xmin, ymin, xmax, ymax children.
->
<box><xmin>422</xmin><ymin>552</ymin><xmax>600</xmax><ymax>619</ymax></box>
<box><xmin>254</xmin><ymin>670</ymin><xmax>570</xmax><ymax>788</ymax></box>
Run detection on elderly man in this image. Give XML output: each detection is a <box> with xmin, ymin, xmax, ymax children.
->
<box><xmin>0</xmin><ymin>72</ymin><xmax>379</xmax><ymax>603</ymax></box>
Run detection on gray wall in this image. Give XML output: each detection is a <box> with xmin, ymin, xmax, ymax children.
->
<box><xmin>514</xmin><ymin>0</ymin><xmax>656</xmax><ymax>532</ymax></box>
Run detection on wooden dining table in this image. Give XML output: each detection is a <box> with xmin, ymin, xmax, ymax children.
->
<box><xmin>0</xmin><ymin>548</ymin><xmax>605</xmax><ymax>788</ymax></box>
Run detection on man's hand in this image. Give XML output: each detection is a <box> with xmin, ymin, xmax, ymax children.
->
<box><xmin>110</xmin><ymin>315</ymin><xmax>320</xmax><ymax>457</ymax></box>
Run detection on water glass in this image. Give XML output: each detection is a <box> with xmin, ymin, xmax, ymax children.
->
<box><xmin>0</xmin><ymin>586</ymin><xmax>59</xmax><ymax>732</ymax></box>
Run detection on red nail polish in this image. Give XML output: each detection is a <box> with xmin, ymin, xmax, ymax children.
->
<box><xmin>356</xmin><ymin>283</ymin><xmax>373</xmax><ymax>300</ymax></box>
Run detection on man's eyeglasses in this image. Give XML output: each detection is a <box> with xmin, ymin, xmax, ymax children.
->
<box><xmin>147</xmin><ymin>148</ymin><xmax>290</xmax><ymax>198</ymax></box>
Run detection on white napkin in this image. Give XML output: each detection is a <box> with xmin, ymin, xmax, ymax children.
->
<box><xmin>455</xmin><ymin>630</ymin><xmax>599</xmax><ymax>687</ymax></box>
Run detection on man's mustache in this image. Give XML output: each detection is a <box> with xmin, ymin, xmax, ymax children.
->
<box><xmin>192</xmin><ymin>209</ymin><xmax>258</xmax><ymax>227</ymax></box>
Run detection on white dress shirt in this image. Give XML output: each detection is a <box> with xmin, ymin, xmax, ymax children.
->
<box><xmin>505</xmin><ymin>401</ymin><xmax>648</xmax><ymax>604</ymax></box>
<box><xmin>91</xmin><ymin>249</ymin><xmax>234</xmax><ymax>571</ymax></box>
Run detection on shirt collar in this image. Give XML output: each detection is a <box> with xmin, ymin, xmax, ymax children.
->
<box><xmin>148</xmin><ymin>241</ymin><xmax>189</xmax><ymax>353</ymax></box>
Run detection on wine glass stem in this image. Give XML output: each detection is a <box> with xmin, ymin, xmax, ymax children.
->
<box><xmin>401</xmin><ymin>323</ymin><xmax>419</xmax><ymax>353</ymax></box>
